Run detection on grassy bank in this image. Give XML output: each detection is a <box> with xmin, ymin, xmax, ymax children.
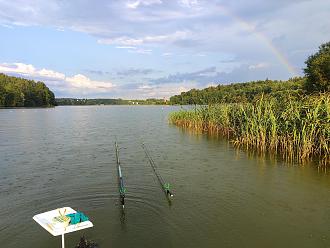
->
<box><xmin>169</xmin><ymin>94</ymin><xmax>330</xmax><ymax>164</ymax></box>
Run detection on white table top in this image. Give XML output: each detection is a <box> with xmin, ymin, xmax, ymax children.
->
<box><xmin>33</xmin><ymin>207</ymin><xmax>93</xmax><ymax>236</ymax></box>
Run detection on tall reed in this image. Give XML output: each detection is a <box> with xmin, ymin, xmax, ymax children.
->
<box><xmin>169</xmin><ymin>94</ymin><xmax>330</xmax><ymax>164</ymax></box>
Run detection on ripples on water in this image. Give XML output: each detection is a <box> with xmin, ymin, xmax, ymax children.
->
<box><xmin>0</xmin><ymin>106</ymin><xmax>329</xmax><ymax>248</ymax></box>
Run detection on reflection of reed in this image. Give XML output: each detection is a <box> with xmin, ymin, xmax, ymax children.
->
<box><xmin>169</xmin><ymin>94</ymin><xmax>330</xmax><ymax>167</ymax></box>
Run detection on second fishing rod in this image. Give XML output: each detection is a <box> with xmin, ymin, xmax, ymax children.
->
<box><xmin>141</xmin><ymin>143</ymin><xmax>174</xmax><ymax>199</ymax></box>
<box><xmin>115</xmin><ymin>141</ymin><xmax>126</xmax><ymax>209</ymax></box>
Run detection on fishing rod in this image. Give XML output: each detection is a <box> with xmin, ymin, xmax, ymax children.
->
<box><xmin>141</xmin><ymin>143</ymin><xmax>174</xmax><ymax>198</ymax></box>
<box><xmin>115</xmin><ymin>141</ymin><xmax>126</xmax><ymax>209</ymax></box>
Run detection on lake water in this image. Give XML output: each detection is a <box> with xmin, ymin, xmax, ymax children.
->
<box><xmin>0</xmin><ymin>106</ymin><xmax>329</xmax><ymax>248</ymax></box>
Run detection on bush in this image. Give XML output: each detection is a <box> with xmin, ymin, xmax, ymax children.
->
<box><xmin>304</xmin><ymin>42</ymin><xmax>330</xmax><ymax>92</ymax></box>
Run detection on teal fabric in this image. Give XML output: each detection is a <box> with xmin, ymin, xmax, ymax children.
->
<box><xmin>79</xmin><ymin>212</ymin><xmax>89</xmax><ymax>222</ymax></box>
<box><xmin>66</xmin><ymin>212</ymin><xmax>89</xmax><ymax>225</ymax></box>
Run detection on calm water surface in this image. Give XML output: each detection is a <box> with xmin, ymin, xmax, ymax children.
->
<box><xmin>0</xmin><ymin>106</ymin><xmax>329</xmax><ymax>248</ymax></box>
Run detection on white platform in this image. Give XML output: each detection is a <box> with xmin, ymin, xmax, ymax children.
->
<box><xmin>33</xmin><ymin>207</ymin><xmax>93</xmax><ymax>236</ymax></box>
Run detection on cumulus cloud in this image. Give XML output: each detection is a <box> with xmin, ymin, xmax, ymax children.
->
<box><xmin>0</xmin><ymin>63</ymin><xmax>65</xmax><ymax>80</ymax></box>
<box><xmin>0</xmin><ymin>62</ymin><xmax>114</xmax><ymax>96</ymax></box>
<box><xmin>66</xmin><ymin>74</ymin><xmax>114</xmax><ymax>91</ymax></box>
<box><xmin>126</xmin><ymin>0</ymin><xmax>162</xmax><ymax>9</ymax></box>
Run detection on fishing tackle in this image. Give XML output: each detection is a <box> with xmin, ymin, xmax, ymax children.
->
<box><xmin>141</xmin><ymin>143</ymin><xmax>174</xmax><ymax>199</ymax></box>
<box><xmin>115</xmin><ymin>141</ymin><xmax>126</xmax><ymax>209</ymax></box>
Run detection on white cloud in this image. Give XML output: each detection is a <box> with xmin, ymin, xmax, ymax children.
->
<box><xmin>98</xmin><ymin>37</ymin><xmax>143</xmax><ymax>46</ymax></box>
<box><xmin>126</xmin><ymin>0</ymin><xmax>162</xmax><ymax>9</ymax></box>
<box><xmin>248</xmin><ymin>62</ymin><xmax>269</xmax><ymax>70</ymax></box>
<box><xmin>0</xmin><ymin>63</ymin><xmax>65</xmax><ymax>80</ymax></box>
<box><xmin>38</xmin><ymin>68</ymin><xmax>65</xmax><ymax>80</ymax></box>
<box><xmin>98</xmin><ymin>31</ymin><xmax>190</xmax><ymax>46</ymax></box>
<box><xmin>128</xmin><ymin>48</ymin><xmax>152</xmax><ymax>54</ymax></box>
<box><xmin>66</xmin><ymin>74</ymin><xmax>114</xmax><ymax>91</ymax></box>
<box><xmin>115</xmin><ymin>46</ymin><xmax>137</xmax><ymax>49</ymax></box>
<box><xmin>138</xmin><ymin>84</ymin><xmax>153</xmax><ymax>90</ymax></box>
<box><xmin>0</xmin><ymin>62</ymin><xmax>114</xmax><ymax>95</ymax></box>
<box><xmin>179</xmin><ymin>0</ymin><xmax>199</xmax><ymax>8</ymax></box>
<box><xmin>139</xmin><ymin>82</ymin><xmax>196</xmax><ymax>98</ymax></box>
<box><xmin>115</xmin><ymin>45</ymin><xmax>153</xmax><ymax>54</ymax></box>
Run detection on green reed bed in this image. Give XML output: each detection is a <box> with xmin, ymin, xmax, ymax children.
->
<box><xmin>169</xmin><ymin>94</ymin><xmax>330</xmax><ymax>164</ymax></box>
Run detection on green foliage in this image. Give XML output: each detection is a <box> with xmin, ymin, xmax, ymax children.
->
<box><xmin>169</xmin><ymin>94</ymin><xmax>330</xmax><ymax>163</ymax></box>
<box><xmin>169</xmin><ymin>78</ymin><xmax>305</xmax><ymax>105</ymax></box>
<box><xmin>0</xmin><ymin>73</ymin><xmax>56</xmax><ymax>107</ymax></box>
<box><xmin>304</xmin><ymin>42</ymin><xmax>330</xmax><ymax>92</ymax></box>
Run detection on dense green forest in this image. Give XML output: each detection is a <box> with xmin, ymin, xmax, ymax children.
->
<box><xmin>169</xmin><ymin>77</ymin><xmax>304</xmax><ymax>105</ymax></box>
<box><xmin>56</xmin><ymin>98</ymin><xmax>167</xmax><ymax>105</ymax></box>
<box><xmin>0</xmin><ymin>73</ymin><xmax>56</xmax><ymax>107</ymax></box>
<box><xmin>169</xmin><ymin>42</ymin><xmax>330</xmax><ymax>165</ymax></box>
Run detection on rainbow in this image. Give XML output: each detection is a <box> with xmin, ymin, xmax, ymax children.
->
<box><xmin>216</xmin><ymin>4</ymin><xmax>298</xmax><ymax>76</ymax></box>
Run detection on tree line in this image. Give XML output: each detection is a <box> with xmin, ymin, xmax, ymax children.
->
<box><xmin>0</xmin><ymin>73</ymin><xmax>56</xmax><ymax>107</ymax></box>
<box><xmin>170</xmin><ymin>41</ymin><xmax>330</xmax><ymax>105</ymax></box>
<box><xmin>169</xmin><ymin>77</ymin><xmax>304</xmax><ymax>105</ymax></box>
<box><xmin>56</xmin><ymin>98</ymin><xmax>167</xmax><ymax>105</ymax></box>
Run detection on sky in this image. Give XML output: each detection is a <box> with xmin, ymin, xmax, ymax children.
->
<box><xmin>0</xmin><ymin>0</ymin><xmax>329</xmax><ymax>99</ymax></box>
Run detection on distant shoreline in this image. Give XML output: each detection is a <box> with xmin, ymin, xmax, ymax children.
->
<box><xmin>0</xmin><ymin>106</ymin><xmax>56</xmax><ymax>109</ymax></box>
<box><xmin>55</xmin><ymin>98</ymin><xmax>168</xmax><ymax>106</ymax></box>
<box><xmin>0</xmin><ymin>105</ymin><xmax>171</xmax><ymax>109</ymax></box>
